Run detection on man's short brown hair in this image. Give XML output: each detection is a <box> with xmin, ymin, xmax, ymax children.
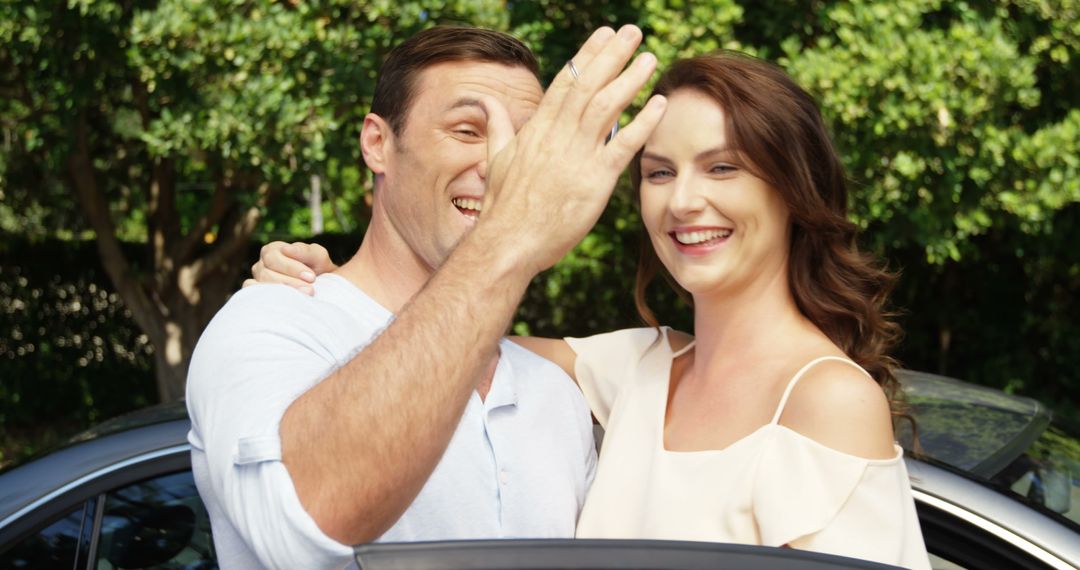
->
<box><xmin>371</xmin><ymin>26</ymin><xmax>541</xmax><ymax>136</ymax></box>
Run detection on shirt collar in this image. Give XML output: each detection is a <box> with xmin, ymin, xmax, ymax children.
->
<box><xmin>484</xmin><ymin>339</ymin><xmax>519</xmax><ymax>411</ymax></box>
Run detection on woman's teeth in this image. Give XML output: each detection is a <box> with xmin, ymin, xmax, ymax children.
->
<box><xmin>674</xmin><ymin>229</ymin><xmax>732</xmax><ymax>245</ymax></box>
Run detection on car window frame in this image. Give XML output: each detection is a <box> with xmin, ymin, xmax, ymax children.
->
<box><xmin>0</xmin><ymin>445</ymin><xmax>190</xmax><ymax>559</ymax></box>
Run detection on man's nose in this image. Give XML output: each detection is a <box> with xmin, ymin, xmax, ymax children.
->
<box><xmin>477</xmin><ymin>158</ymin><xmax>488</xmax><ymax>180</ymax></box>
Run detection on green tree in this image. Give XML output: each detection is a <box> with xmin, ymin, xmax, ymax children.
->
<box><xmin>1</xmin><ymin>0</ymin><xmax>1077</xmax><ymax>434</ymax></box>
<box><xmin>0</xmin><ymin>0</ymin><xmax>506</xmax><ymax>401</ymax></box>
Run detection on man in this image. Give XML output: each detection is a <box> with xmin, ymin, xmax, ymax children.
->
<box><xmin>186</xmin><ymin>24</ymin><xmax>665</xmax><ymax>568</ymax></box>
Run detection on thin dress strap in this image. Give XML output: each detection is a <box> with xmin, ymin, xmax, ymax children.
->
<box><xmin>665</xmin><ymin>327</ymin><xmax>696</xmax><ymax>358</ymax></box>
<box><xmin>671</xmin><ymin>340</ymin><xmax>696</xmax><ymax>358</ymax></box>
<box><xmin>769</xmin><ymin>356</ymin><xmax>871</xmax><ymax>425</ymax></box>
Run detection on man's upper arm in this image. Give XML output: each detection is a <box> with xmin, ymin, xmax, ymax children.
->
<box><xmin>187</xmin><ymin>288</ymin><xmax>352</xmax><ymax>567</ymax></box>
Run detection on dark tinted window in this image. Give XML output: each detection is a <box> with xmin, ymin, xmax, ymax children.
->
<box><xmin>0</xmin><ymin>500</ymin><xmax>94</xmax><ymax>569</ymax></box>
<box><xmin>94</xmin><ymin>471</ymin><xmax>216</xmax><ymax>569</ymax></box>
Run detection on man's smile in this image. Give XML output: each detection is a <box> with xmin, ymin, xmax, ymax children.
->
<box><xmin>452</xmin><ymin>196</ymin><xmax>483</xmax><ymax>219</ymax></box>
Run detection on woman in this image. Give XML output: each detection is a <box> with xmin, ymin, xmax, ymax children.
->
<box><xmin>252</xmin><ymin>52</ymin><xmax>930</xmax><ymax>569</ymax></box>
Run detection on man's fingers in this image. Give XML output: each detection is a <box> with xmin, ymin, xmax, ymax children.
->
<box><xmin>557</xmin><ymin>25</ymin><xmax>643</xmax><ymax>122</ymax></box>
<box><xmin>582</xmin><ymin>52</ymin><xmax>657</xmax><ymax>143</ymax></box>
<box><xmin>605</xmin><ymin>94</ymin><xmax>667</xmax><ymax>165</ymax></box>
<box><xmin>532</xmin><ymin>27</ymin><xmax>616</xmax><ymax>123</ymax></box>
<box><xmin>481</xmin><ymin>95</ymin><xmax>516</xmax><ymax>167</ymax></box>
<box><xmin>572</xmin><ymin>26</ymin><xmax>618</xmax><ymax>71</ymax></box>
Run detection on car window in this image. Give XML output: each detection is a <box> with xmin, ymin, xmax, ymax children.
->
<box><xmin>898</xmin><ymin>371</ymin><xmax>1080</xmax><ymax>532</ymax></box>
<box><xmin>0</xmin><ymin>499</ymin><xmax>95</xmax><ymax>569</ymax></box>
<box><xmin>94</xmin><ymin>470</ymin><xmax>216</xmax><ymax>569</ymax></box>
<box><xmin>991</xmin><ymin>425</ymin><xmax>1080</xmax><ymax>528</ymax></box>
<box><xmin>898</xmin><ymin>371</ymin><xmax>1049</xmax><ymax>474</ymax></box>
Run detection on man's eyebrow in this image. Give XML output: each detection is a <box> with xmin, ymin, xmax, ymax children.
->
<box><xmin>447</xmin><ymin>97</ymin><xmax>487</xmax><ymax>115</ymax></box>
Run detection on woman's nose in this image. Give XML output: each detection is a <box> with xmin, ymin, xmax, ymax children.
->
<box><xmin>668</xmin><ymin>175</ymin><xmax>705</xmax><ymax>218</ymax></box>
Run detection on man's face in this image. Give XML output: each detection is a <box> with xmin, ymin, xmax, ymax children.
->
<box><xmin>377</xmin><ymin>61</ymin><xmax>543</xmax><ymax>272</ymax></box>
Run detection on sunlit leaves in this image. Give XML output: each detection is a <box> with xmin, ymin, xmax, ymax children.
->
<box><xmin>780</xmin><ymin>0</ymin><xmax>1076</xmax><ymax>263</ymax></box>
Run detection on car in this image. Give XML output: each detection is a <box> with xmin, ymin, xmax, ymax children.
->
<box><xmin>1</xmin><ymin>370</ymin><xmax>1077</xmax><ymax>569</ymax></box>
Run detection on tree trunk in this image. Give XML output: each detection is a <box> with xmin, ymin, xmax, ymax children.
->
<box><xmin>69</xmin><ymin>114</ymin><xmax>270</xmax><ymax>403</ymax></box>
<box><xmin>150</xmin><ymin>253</ymin><xmax>249</xmax><ymax>401</ymax></box>
<box><xmin>153</xmin><ymin>348</ymin><xmax>189</xmax><ymax>402</ymax></box>
<box><xmin>310</xmin><ymin>174</ymin><xmax>323</xmax><ymax>235</ymax></box>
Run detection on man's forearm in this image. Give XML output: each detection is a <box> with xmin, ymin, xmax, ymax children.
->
<box><xmin>279</xmin><ymin>231</ymin><xmax>531</xmax><ymax>545</ymax></box>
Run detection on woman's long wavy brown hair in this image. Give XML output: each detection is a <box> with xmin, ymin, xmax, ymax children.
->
<box><xmin>633</xmin><ymin>52</ymin><xmax>910</xmax><ymax>421</ymax></box>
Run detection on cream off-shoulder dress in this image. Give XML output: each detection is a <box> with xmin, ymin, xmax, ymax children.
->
<box><xmin>565</xmin><ymin>327</ymin><xmax>931</xmax><ymax>570</ymax></box>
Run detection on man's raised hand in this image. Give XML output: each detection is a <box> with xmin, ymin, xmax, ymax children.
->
<box><xmin>475</xmin><ymin>25</ymin><xmax>666</xmax><ymax>275</ymax></box>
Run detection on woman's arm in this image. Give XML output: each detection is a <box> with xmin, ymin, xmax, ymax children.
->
<box><xmin>510</xmin><ymin>337</ymin><xmax>578</xmax><ymax>383</ymax></box>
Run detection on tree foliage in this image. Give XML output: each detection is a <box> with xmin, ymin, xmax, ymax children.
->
<box><xmin>0</xmin><ymin>0</ymin><xmax>505</xmax><ymax>400</ymax></box>
<box><xmin>0</xmin><ymin>0</ymin><xmax>1077</xmax><ymax>446</ymax></box>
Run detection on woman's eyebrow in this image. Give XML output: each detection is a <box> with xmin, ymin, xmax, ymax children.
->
<box><xmin>641</xmin><ymin>146</ymin><xmax>736</xmax><ymax>163</ymax></box>
<box><xmin>695</xmin><ymin>146</ymin><xmax>736</xmax><ymax>161</ymax></box>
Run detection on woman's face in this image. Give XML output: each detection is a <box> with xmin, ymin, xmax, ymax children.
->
<box><xmin>639</xmin><ymin>89</ymin><xmax>792</xmax><ymax>299</ymax></box>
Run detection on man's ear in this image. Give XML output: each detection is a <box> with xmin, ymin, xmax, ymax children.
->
<box><xmin>360</xmin><ymin>113</ymin><xmax>393</xmax><ymax>175</ymax></box>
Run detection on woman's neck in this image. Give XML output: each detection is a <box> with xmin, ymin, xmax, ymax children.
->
<box><xmin>689</xmin><ymin>270</ymin><xmax>813</xmax><ymax>377</ymax></box>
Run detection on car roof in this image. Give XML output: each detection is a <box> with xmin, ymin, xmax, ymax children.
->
<box><xmin>0</xmin><ymin>402</ymin><xmax>191</xmax><ymax>521</ymax></box>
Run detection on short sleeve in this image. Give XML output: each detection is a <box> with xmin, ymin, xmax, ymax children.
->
<box><xmin>752</xmin><ymin>428</ymin><xmax>930</xmax><ymax>569</ymax></box>
<box><xmin>564</xmin><ymin>328</ymin><xmax>665</xmax><ymax>427</ymax></box>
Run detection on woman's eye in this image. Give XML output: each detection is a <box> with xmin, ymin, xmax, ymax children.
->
<box><xmin>710</xmin><ymin>164</ymin><xmax>736</xmax><ymax>175</ymax></box>
<box><xmin>646</xmin><ymin>169</ymin><xmax>674</xmax><ymax>180</ymax></box>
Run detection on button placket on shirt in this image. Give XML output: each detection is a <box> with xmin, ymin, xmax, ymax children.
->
<box><xmin>485</xmin><ymin>364</ymin><xmax>519</xmax><ymax>531</ymax></box>
<box><xmin>484</xmin><ymin>401</ymin><xmax>516</xmax><ymax>528</ymax></box>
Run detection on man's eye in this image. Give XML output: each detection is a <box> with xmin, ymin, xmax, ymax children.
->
<box><xmin>454</xmin><ymin>129</ymin><xmax>480</xmax><ymax>138</ymax></box>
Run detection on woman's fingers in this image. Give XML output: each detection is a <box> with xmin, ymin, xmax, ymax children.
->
<box><xmin>248</xmin><ymin>241</ymin><xmax>333</xmax><ymax>296</ymax></box>
<box><xmin>285</xmin><ymin>242</ymin><xmax>336</xmax><ymax>275</ymax></box>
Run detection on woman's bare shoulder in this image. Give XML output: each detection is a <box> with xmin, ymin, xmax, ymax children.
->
<box><xmin>778</xmin><ymin>358</ymin><xmax>897</xmax><ymax>460</ymax></box>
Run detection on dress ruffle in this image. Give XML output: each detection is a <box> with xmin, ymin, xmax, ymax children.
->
<box><xmin>751</xmin><ymin>425</ymin><xmax>903</xmax><ymax>548</ymax></box>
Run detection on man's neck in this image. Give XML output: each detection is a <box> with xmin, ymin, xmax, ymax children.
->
<box><xmin>333</xmin><ymin>210</ymin><xmax>432</xmax><ymax>314</ymax></box>
<box><xmin>334</xmin><ymin>214</ymin><xmax>502</xmax><ymax>400</ymax></box>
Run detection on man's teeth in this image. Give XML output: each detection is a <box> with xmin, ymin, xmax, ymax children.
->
<box><xmin>674</xmin><ymin>229</ymin><xmax>732</xmax><ymax>245</ymax></box>
<box><xmin>452</xmin><ymin>198</ymin><xmax>483</xmax><ymax>212</ymax></box>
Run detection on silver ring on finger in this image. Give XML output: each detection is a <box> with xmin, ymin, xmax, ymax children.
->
<box><xmin>606</xmin><ymin>122</ymin><xmax>619</xmax><ymax>144</ymax></box>
<box><xmin>567</xmin><ymin>59</ymin><xmax>580</xmax><ymax>79</ymax></box>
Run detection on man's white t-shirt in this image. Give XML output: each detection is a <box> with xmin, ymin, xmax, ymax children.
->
<box><xmin>187</xmin><ymin>274</ymin><xmax>597</xmax><ymax>569</ymax></box>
